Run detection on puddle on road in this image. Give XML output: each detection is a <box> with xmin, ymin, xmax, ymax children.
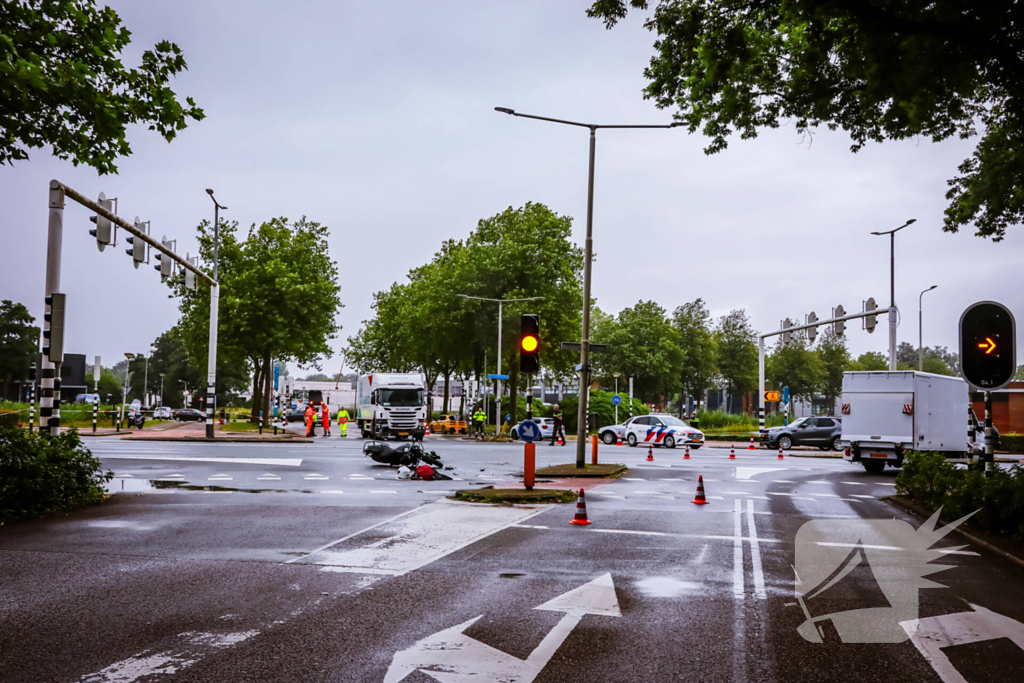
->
<box><xmin>106</xmin><ymin>479</ymin><xmax>286</xmax><ymax>494</ymax></box>
<box><xmin>634</xmin><ymin>577</ymin><xmax>704</xmax><ymax>598</ymax></box>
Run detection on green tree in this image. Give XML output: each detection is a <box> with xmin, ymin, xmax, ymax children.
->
<box><xmin>347</xmin><ymin>283</ymin><xmax>420</xmax><ymax>375</ymax></box>
<box><xmin>1015</xmin><ymin>364</ymin><xmax>1024</xmax><ymax>381</ymax></box>
<box><xmin>588</xmin><ymin>1</ymin><xmax>1024</xmax><ymax>239</ymax></box>
<box><xmin>850</xmin><ymin>351</ymin><xmax>889</xmax><ymax>371</ymax></box>
<box><xmin>672</xmin><ymin>298</ymin><xmax>717</xmax><ymax>415</ymax></box>
<box><xmin>714</xmin><ymin>309</ymin><xmax>758</xmax><ymax>413</ymax></box>
<box><xmin>767</xmin><ymin>338</ymin><xmax>825</xmax><ymax>407</ymax></box>
<box><xmin>816</xmin><ymin>328</ymin><xmax>851</xmax><ymax>410</ymax></box>
<box><xmin>175</xmin><ymin>218</ymin><xmax>342</xmax><ymax>423</ymax></box>
<box><xmin>1</xmin><ymin>0</ymin><xmax>203</xmax><ymax>173</ymax></box>
<box><xmin>144</xmin><ymin>327</ymin><xmax>247</xmax><ymax>408</ymax></box>
<box><xmin>0</xmin><ymin>300</ymin><xmax>38</xmax><ymax>401</ymax></box>
<box><xmin>594</xmin><ymin>300</ymin><xmax>682</xmax><ymax>405</ymax></box>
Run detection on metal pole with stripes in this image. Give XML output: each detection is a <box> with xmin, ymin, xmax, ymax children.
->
<box><xmin>40</xmin><ymin>181</ymin><xmax>65</xmax><ymax>436</ymax></box>
<box><xmin>205</xmin><ymin>283</ymin><xmax>220</xmax><ymax>438</ymax></box>
<box><xmin>28</xmin><ymin>363</ymin><xmax>36</xmax><ymax>431</ymax></box>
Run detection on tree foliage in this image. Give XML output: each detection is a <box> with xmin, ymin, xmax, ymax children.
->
<box><xmin>1</xmin><ymin>0</ymin><xmax>203</xmax><ymax>173</ymax></box>
<box><xmin>0</xmin><ymin>300</ymin><xmax>38</xmax><ymax>401</ymax></box>
<box><xmin>174</xmin><ymin>218</ymin><xmax>342</xmax><ymax>422</ymax></box>
<box><xmin>767</xmin><ymin>337</ymin><xmax>825</xmax><ymax>405</ymax></box>
<box><xmin>593</xmin><ymin>300</ymin><xmax>682</xmax><ymax>403</ymax></box>
<box><xmin>816</xmin><ymin>327</ymin><xmax>850</xmax><ymax>408</ymax></box>
<box><xmin>588</xmin><ymin>0</ymin><xmax>1024</xmax><ymax>239</ymax></box>
<box><xmin>714</xmin><ymin>309</ymin><xmax>758</xmax><ymax>405</ymax></box>
<box><xmin>672</xmin><ymin>298</ymin><xmax>717</xmax><ymax>408</ymax></box>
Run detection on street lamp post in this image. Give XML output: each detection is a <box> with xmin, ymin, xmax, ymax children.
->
<box><xmin>495</xmin><ymin>107</ymin><xmax>680</xmax><ymax>467</ymax></box>
<box><xmin>871</xmin><ymin>219</ymin><xmax>916</xmax><ymax>370</ymax></box>
<box><xmin>457</xmin><ymin>294</ymin><xmax>544</xmax><ymax>429</ymax></box>
<box><xmin>204</xmin><ymin>189</ymin><xmax>227</xmax><ymax>438</ymax></box>
<box><xmin>918</xmin><ymin>285</ymin><xmax>938</xmax><ymax>372</ymax></box>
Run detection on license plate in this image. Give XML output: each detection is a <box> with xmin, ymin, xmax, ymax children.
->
<box><xmin>399</xmin><ymin>432</ymin><xmax>409</xmax><ymax>436</ymax></box>
<box><xmin>869</xmin><ymin>452</ymin><xmax>888</xmax><ymax>459</ymax></box>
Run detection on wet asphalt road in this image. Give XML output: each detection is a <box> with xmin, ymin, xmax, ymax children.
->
<box><xmin>2</xmin><ymin>435</ymin><xmax>1023</xmax><ymax>682</ymax></box>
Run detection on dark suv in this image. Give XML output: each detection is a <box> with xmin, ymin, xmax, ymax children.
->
<box><xmin>761</xmin><ymin>416</ymin><xmax>843</xmax><ymax>451</ymax></box>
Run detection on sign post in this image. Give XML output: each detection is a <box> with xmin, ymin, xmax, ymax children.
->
<box><xmin>518</xmin><ymin>419</ymin><xmax>540</xmax><ymax>490</ymax></box>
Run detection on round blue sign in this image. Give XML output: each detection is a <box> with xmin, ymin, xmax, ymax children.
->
<box><xmin>518</xmin><ymin>420</ymin><xmax>541</xmax><ymax>442</ymax></box>
<box><xmin>612</xmin><ymin>394</ymin><xmax>622</xmax><ymax>405</ymax></box>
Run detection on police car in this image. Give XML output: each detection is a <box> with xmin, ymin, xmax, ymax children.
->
<box><xmin>623</xmin><ymin>413</ymin><xmax>704</xmax><ymax>449</ymax></box>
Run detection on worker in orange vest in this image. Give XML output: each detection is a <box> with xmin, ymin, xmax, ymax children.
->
<box><xmin>322</xmin><ymin>402</ymin><xmax>331</xmax><ymax>437</ymax></box>
<box><xmin>305</xmin><ymin>403</ymin><xmax>316</xmax><ymax>437</ymax></box>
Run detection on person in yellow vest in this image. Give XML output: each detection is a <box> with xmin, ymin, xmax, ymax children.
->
<box><xmin>338</xmin><ymin>407</ymin><xmax>350</xmax><ymax>437</ymax></box>
<box><xmin>473</xmin><ymin>407</ymin><xmax>486</xmax><ymax>440</ymax></box>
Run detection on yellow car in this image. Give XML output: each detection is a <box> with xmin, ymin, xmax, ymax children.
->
<box><xmin>430</xmin><ymin>414</ymin><xmax>468</xmax><ymax>435</ymax></box>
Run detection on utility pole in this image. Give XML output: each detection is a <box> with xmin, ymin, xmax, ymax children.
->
<box><xmin>871</xmin><ymin>219</ymin><xmax>916</xmax><ymax>370</ymax></box>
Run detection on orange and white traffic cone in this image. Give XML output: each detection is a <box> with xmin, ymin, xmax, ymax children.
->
<box><xmin>684</xmin><ymin>444</ymin><xmax>690</xmax><ymax>459</ymax></box>
<box><xmin>748</xmin><ymin>436</ymin><xmax>756</xmax><ymax>450</ymax></box>
<box><xmin>646</xmin><ymin>445</ymin><xmax>654</xmax><ymax>461</ymax></box>
<box><xmin>778</xmin><ymin>445</ymin><xmax>785</xmax><ymax>460</ymax></box>
<box><xmin>616</xmin><ymin>433</ymin><xmax>623</xmax><ymax>446</ymax></box>
<box><xmin>729</xmin><ymin>444</ymin><xmax>736</xmax><ymax>459</ymax></box>
<box><xmin>424</xmin><ymin>425</ymin><xmax>430</xmax><ymax>436</ymax></box>
<box><xmin>570</xmin><ymin>488</ymin><xmax>592</xmax><ymax>525</ymax></box>
<box><xmin>692</xmin><ymin>475</ymin><xmax>710</xmax><ymax>505</ymax></box>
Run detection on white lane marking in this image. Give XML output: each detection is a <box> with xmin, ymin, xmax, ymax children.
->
<box><xmin>293</xmin><ymin>501</ymin><xmax>545</xmax><ymax>575</ymax></box>
<box><xmin>735</xmin><ymin>467</ymin><xmax>790</xmax><ymax>480</ymax></box>
<box><xmin>809</xmin><ymin>493</ymin><xmax>840</xmax><ymax>497</ymax></box>
<box><xmin>257</xmin><ymin>474</ymin><xmax>281</xmax><ymax>480</ymax></box>
<box><xmin>208</xmin><ymin>475</ymin><xmax>232</xmax><ymax>481</ymax></box>
<box><xmin>321</xmin><ymin>490</ymin><xmax>346</xmax><ymax>494</ymax></box>
<box><xmin>771</xmin><ymin>480</ymin><xmax>796</xmax><ymax>483</ymax></box>
<box><xmin>708</xmin><ymin>495</ymin><xmax>725</xmax><ymax>500</ymax></box>
<box><xmin>349</xmin><ymin>474</ymin><xmax>373</xmax><ymax>480</ymax></box>
<box><xmin>766</xmin><ymin>491</ymin><xmax>796</xmax><ymax>496</ymax></box>
<box><xmin>162</xmin><ymin>473</ymin><xmax>184</xmax><ymax>479</ymax></box>
<box><xmin>849</xmin><ymin>494</ymin><xmax>876</xmax><ymax>499</ymax></box>
<box><xmin>384</xmin><ymin>574</ymin><xmax>619</xmax><ymax>683</ymax></box>
<box><xmin>303</xmin><ymin>474</ymin><xmax>330</xmax><ymax>480</ymax></box>
<box><xmin>514</xmin><ymin>524</ymin><xmax>550</xmax><ymax>530</ymax></box>
<box><xmin>97</xmin><ymin>455</ymin><xmax>302</xmax><ymax>466</ymax></box>
<box><xmin>79</xmin><ymin>630</ymin><xmax>260</xmax><ymax>682</ymax></box>
<box><xmin>746</xmin><ymin>496</ymin><xmax>771</xmax><ymax>500</ymax></box>
<box><xmin>902</xmin><ymin>604</ymin><xmax>1024</xmax><ymax>683</ymax></box>
<box><xmin>841</xmin><ymin>481</ymin><xmax>867</xmax><ymax>486</ymax></box>
<box><xmin>746</xmin><ymin>500</ymin><xmax>767</xmax><ymax>600</ymax></box>
<box><xmin>733</xmin><ymin>500</ymin><xmax>744</xmax><ymax>600</ymax></box>
<box><xmin>816</xmin><ymin>541</ymin><xmax>978</xmax><ymax>556</ymax></box>
<box><xmin>370</xmin><ymin>490</ymin><xmax>398</xmax><ymax>494</ymax></box>
<box><xmin>695</xmin><ymin>543</ymin><xmax>709</xmax><ymax>564</ymax></box>
<box><xmin>806</xmin><ymin>480</ymin><xmax>833</xmax><ymax>484</ymax></box>
<box><xmin>622</xmin><ymin>477</ymin><xmax>646</xmax><ymax>481</ymax></box>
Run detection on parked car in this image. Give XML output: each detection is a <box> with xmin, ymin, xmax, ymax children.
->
<box><xmin>511</xmin><ymin>417</ymin><xmax>556</xmax><ymax>440</ymax></box>
<box><xmin>762</xmin><ymin>416</ymin><xmax>843</xmax><ymax>451</ymax></box>
<box><xmin>173</xmin><ymin>408</ymin><xmax>206</xmax><ymax>422</ymax></box>
<box><xmin>286</xmin><ymin>407</ymin><xmax>307</xmax><ymax>423</ymax></box>
<box><xmin>598</xmin><ymin>416</ymin><xmax>640</xmax><ymax>445</ymax></box>
<box><xmin>75</xmin><ymin>393</ymin><xmax>101</xmax><ymax>404</ymax></box>
<box><xmin>153</xmin><ymin>406</ymin><xmax>173</xmax><ymax>419</ymax></box>
<box><xmin>430</xmin><ymin>414</ymin><xmax>468</xmax><ymax>435</ymax></box>
<box><xmin>623</xmin><ymin>414</ymin><xmax>704</xmax><ymax>449</ymax></box>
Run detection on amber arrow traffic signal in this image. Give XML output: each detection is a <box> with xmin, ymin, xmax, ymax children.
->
<box><xmin>959</xmin><ymin>301</ymin><xmax>1016</xmax><ymax>390</ymax></box>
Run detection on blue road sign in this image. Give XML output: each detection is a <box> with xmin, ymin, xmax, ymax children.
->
<box><xmin>782</xmin><ymin>386</ymin><xmax>790</xmax><ymax>404</ymax></box>
<box><xmin>274</xmin><ymin>365</ymin><xmax>280</xmax><ymax>390</ymax></box>
<box><xmin>612</xmin><ymin>394</ymin><xmax>622</xmax><ymax>406</ymax></box>
<box><xmin>518</xmin><ymin>419</ymin><xmax>540</xmax><ymax>442</ymax></box>
<box><xmin>487</xmin><ymin>374</ymin><xmax>509</xmax><ymax>380</ymax></box>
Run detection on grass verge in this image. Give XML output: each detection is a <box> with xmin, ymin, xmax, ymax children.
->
<box><xmin>451</xmin><ymin>487</ymin><xmax>576</xmax><ymax>504</ymax></box>
<box><xmin>534</xmin><ymin>463</ymin><xmax>627</xmax><ymax>477</ymax></box>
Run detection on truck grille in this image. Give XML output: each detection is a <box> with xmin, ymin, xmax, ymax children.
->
<box><xmin>388</xmin><ymin>410</ymin><xmax>418</xmax><ymax>429</ymax></box>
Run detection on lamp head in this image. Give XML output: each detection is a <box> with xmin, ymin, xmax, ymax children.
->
<box><xmin>205</xmin><ymin>188</ymin><xmax>213</xmax><ymax>195</ymax></box>
<box><xmin>494</xmin><ymin>107</ymin><xmax>515</xmax><ymax>115</ymax></box>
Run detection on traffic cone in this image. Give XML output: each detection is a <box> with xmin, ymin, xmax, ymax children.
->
<box><xmin>646</xmin><ymin>445</ymin><xmax>654</xmax><ymax>461</ymax></box>
<box><xmin>729</xmin><ymin>444</ymin><xmax>736</xmax><ymax>459</ymax></box>
<box><xmin>748</xmin><ymin>436</ymin><xmax>756</xmax><ymax>450</ymax></box>
<box><xmin>692</xmin><ymin>475</ymin><xmax>710</xmax><ymax>505</ymax></box>
<box><xmin>616</xmin><ymin>433</ymin><xmax>623</xmax><ymax>446</ymax></box>
<box><xmin>424</xmin><ymin>425</ymin><xmax>430</xmax><ymax>436</ymax></box>
<box><xmin>570</xmin><ymin>488</ymin><xmax>592</xmax><ymax>525</ymax></box>
<box><xmin>778</xmin><ymin>445</ymin><xmax>785</xmax><ymax>460</ymax></box>
<box><xmin>684</xmin><ymin>444</ymin><xmax>690</xmax><ymax>459</ymax></box>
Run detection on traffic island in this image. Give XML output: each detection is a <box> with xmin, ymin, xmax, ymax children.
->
<box><xmin>451</xmin><ymin>487</ymin><xmax>577</xmax><ymax>504</ymax></box>
<box><xmin>534</xmin><ymin>463</ymin><xmax>627</xmax><ymax>478</ymax></box>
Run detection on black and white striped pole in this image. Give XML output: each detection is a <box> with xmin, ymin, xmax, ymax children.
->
<box><xmin>40</xmin><ymin>181</ymin><xmax>65</xmax><ymax>436</ymax></box>
<box><xmin>205</xmin><ymin>281</ymin><xmax>220</xmax><ymax>438</ymax></box>
<box><xmin>28</xmin><ymin>363</ymin><xmax>36</xmax><ymax>431</ymax></box>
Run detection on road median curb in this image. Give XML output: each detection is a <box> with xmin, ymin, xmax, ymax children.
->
<box><xmin>119</xmin><ymin>436</ymin><xmax>313</xmax><ymax>443</ymax></box>
<box><xmin>534</xmin><ymin>463</ymin><xmax>627</xmax><ymax>477</ymax></box>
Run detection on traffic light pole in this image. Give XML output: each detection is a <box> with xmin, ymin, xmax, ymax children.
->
<box><xmin>757</xmin><ymin>306</ymin><xmax>895</xmax><ymax>438</ymax></box>
<box><xmin>984</xmin><ymin>391</ymin><xmax>994</xmax><ymax>478</ymax></box>
<box><xmin>40</xmin><ymin>180</ymin><xmax>218</xmax><ymax>437</ymax></box>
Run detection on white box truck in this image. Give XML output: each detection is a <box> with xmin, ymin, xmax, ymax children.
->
<box><xmin>356</xmin><ymin>373</ymin><xmax>427</xmax><ymax>440</ymax></box>
<box><xmin>841</xmin><ymin>371</ymin><xmax>969</xmax><ymax>473</ymax></box>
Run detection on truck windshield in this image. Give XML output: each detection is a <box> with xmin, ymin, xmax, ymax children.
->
<box><xmin>379</xmin><ymin>389</ymin><xmax>423</xmax><ymax>407</ymax></box>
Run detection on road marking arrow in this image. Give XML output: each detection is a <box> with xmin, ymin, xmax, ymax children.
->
<box><xmin>384</xmin><ymin>573</ymin><xmax>620</xmax><ymax>683</ymax></box>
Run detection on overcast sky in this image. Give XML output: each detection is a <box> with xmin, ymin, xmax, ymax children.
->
<box><xmin>3</xmin><ymin>0</ymin><xmax>1023</xmax><ymax>379</ymax></box>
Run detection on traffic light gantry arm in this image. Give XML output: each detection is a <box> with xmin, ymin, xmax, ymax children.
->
<box><xmin>53</xmin><ymin>180</ymin><xmax>217</xmax><ymax>287</ymax></box>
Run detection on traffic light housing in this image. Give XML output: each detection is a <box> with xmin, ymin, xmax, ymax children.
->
<box><xmin>42</xmin><ymin>292</ymin><xmax>65</xmax><ymax>361</ymax></box>
<box><xmin>519</xmin><ymin>314</ymin><xmax>539</xmax><ymax>373</ymax></box>
<box><xmin>781</xmin><ymin>318</ymin><xmax>792</xmax><ymax>344</ymax></box>
<box><xmin>833</xmin><ymin>304</ymin><xmax>846</xmax><ymax>336</ymax></box>
<box><xmin>125</xmin><ymin>217</ymin><xmax>146</xmax><ymax>268</ymax></box>
<box><xmin>88</xmin><ymin>192</ymin><xmax>113</xmax><ymax>251</ymax></box>
<box><xmin>184</xmin><ymin>254</ymin><xmax>197</xmax><ymax>291</ymax></box>
<box><xmin>154</xmin><ymin>237</ymin><xmax>173</xmax><ymax>282</ymax></box>
<box><xmin>959</xmin><ymin>301</ymin><xmax>1016</xmax><ymax>390</ymax></box>
<box><xmin>864</xmin><ymin>298</ymin><xmax>877</xmax><ymax>333</ymax></box>
<box><xmin>805</xmin><ymin>311</ymin><xmax>818</xmax><ymax>344</ymax></box>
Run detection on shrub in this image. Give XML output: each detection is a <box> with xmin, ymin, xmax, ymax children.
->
<box><xmin>896</xmin><ymin>451</ymin><xmax>1024</xmax><ymax>541</ymax></box>
<box><xmin>0</xmin><ymin>411</ymin><xmax>21</xmax><ymax>429</ymax></box>
<box><xmin>0</xmin><ymin>427</ymin><xmax>113</xmax><ymax>522</ymax></box>
<box><xmin>999</xmin><ymin>433</ymin><xmax>1024</xmax><ymax>453</ymax></box>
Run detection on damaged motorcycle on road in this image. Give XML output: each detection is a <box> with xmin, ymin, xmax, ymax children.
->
<box><xmin>362</xmin><ymin>440</ymin><xmax>451</xmax><ymax>480</ymax></box>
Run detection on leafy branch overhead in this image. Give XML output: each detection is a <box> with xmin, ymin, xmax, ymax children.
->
<box><xmin>0</xmin><ymin>0</ymin><xmax>203</xmax><ymax>173</ymax></box>
<box><xmin>588</xmin><ymin>0</ymin><xmax>1024</xmax><ymax>239</ymax></box>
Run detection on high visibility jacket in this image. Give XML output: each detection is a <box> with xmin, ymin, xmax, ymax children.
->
<box><xmin>473</xmin><ymin>411</ymin><xmax>485</xmax><ymax>423</ymax></box>
<box><xmin>321</xmin><ymin>405</ymin><xmax>329</xmax><ymax>423</ymax></box>
<box><xmin>305</xmin><ymin>406</ymin><xmax>315</xmax><ymax>423</ymax></box>
<box><xmin>339</xmin><ymin>410</ymin><xmax>349</xmax><ymax>424</ymax></box>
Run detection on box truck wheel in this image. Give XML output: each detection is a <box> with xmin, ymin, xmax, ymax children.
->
<box><xmin>863</xmin><ymin>460</ymin><xmax>885</xmax><ymax>474</ymax></box>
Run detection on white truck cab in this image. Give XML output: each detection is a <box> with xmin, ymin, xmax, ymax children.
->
<box><xmin>357</xmin><ymin>373</ymin><xmax>427</xmax><ymax>440</ymax></box>
<box><xmin>841</xmin><ymin>371</ymin><xmax>969</xmax><ymax>473</ymax></box>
